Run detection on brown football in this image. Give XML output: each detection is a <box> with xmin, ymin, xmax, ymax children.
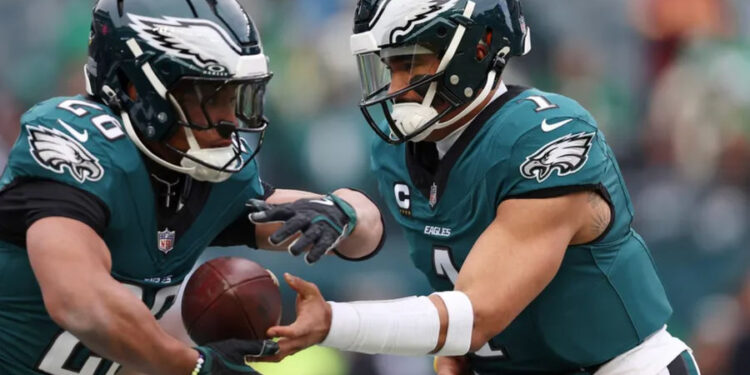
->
<box><xmin>181</xmin><ymin>257</ymin><xmax>282</xmax><ymax>345</ymax></box>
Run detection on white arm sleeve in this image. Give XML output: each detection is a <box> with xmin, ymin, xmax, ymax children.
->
<box><xmin>320</xmin><ymin>291</ymin><xmax>474</xmax><ymax>356</ymax></box>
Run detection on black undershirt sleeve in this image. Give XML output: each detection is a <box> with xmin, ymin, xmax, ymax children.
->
<box><xmin>0</xmin><ymin>179</ymin><xmax>110</xmax><ymax>247</ymax></box>
<box><xmin>210</xmin><ymin>180</ymin><xmax>277</xmax><ymax>248</ymax></box>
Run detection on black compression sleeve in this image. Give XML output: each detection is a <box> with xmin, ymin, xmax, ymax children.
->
<box><xmin>261</xmin><ymin>180</ymin><xmax>276</xmax><ymax>200</ymax></box>
<box><xmin>211</xmin><ymin>213</ymin><xmax>256</xmax><ymax>248</ymax></box>
<box><xmin>210</xmin><ymin>181</ymin><xmax>276</xmax><ymax>248</ymax></box>
<box><xmin>0</xmin><ymin>179</ymin><xmax>110</xmax><ymax>247</ymax></box>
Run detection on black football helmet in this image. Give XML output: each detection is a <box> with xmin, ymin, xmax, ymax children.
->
<box><xmin>86</xmin><ymin>0</ymin><xmax>272</xmax><ymax>182</ymax></box>
<box><xmin>351</xmin><ymin>0</ymin><xmax>531</xmax><ymax>144</ymax></box>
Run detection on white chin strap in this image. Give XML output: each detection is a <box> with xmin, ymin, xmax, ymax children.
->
<box><xmin>390</xmin><ymin>103</ymin><xmax>440</xmax><ymax>142</ymax></box>
<box><xmin>179</xmin><ymin>128</ymin><xmax>239</xmax><ymax>183</ymax></box>
<box><xmin>121</xmin><ymin>111</ymin><xmax>238</xmax><ymax>183</ymax></box>
<box><xmin>391</xmin><ymin>70</ymin><xmax>497</xmax><ymax>142</ymax></box>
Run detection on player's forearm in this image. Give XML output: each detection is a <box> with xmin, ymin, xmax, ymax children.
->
<box><xmin>332</xmin><ymin>188</ymin><xmax>384</xmax><ymax>259</ymax></box>
<box><xmin>454</xmin><ymin>198</ymin><xmax>577</xmax><ymax>350</ymax></box>
<box><xmin>28</xmin><ymin>219</ymin><xmax>198</xmax><ymax>375</ymax></box>
<box><xmin>49</xmin><ymin>279</ymin><xmax>197</xmax><ymax>375</ymax></box>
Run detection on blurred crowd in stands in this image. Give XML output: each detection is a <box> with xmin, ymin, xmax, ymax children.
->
<box><xmin>1</xmin><ymin>0</ymin><xmax>749</xmax><ymax>374</ymax></box>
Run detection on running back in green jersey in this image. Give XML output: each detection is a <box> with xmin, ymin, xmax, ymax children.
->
<box><xmin>371</xmin><ymin>86</ymin><xmax>672</xmax><ymax>374</ymax></box>
<box><xmin>0</xmin><ymin>96</ymin><xmax>264</xmax><ymax>375</ymax></box>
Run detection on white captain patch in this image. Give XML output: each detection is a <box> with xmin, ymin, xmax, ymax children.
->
<box><xmin>520</xmin><ymin>132</ymin><xmax>595</xmax><ymax>183</ymax></box>
<box><xmin>128</xmin><ymin>14</ymin><xmax>255</xmax><ymax>76</ymax></box>
<box><xmin>370</xmin><ymin>0</ymin><xmax>459</xmax><ymax>45</ymax></box>
<box><xmin>26</xmin><ymin>125</ymin><xmax>104</xmax><ymax>183</ymax></box>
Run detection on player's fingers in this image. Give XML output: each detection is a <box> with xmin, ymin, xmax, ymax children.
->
<box><xmin>283</xmin><ymin>273</ymin><xmax>321</xmax><ymax>298</ymax></box>
<box><xmin>304</xmin><ymin>232</ymin><xmax>336</xmax><ymax>264</ymax></box>
<box><xmin>245</xmin><ymin>198</ymin><xmax>271</xmax><ymax>212</ymax></box>
<box><xmin>266</xmin><ymin>324</ymin><xmax>299</xmax><ymax>339</ymax></box>
<box><xmin>288</xmin><ymin>226</ymin><xmax>322</xmax><ymax>257</ymax></box>
<box><xmin>249</xmin><ymin>204</ymin><xmax>295</xmax><ymax>224</ymax></box>
<box><xmin>269</xmin><ymin>216</ymin><xmax>309</xmax><ymax>245</ymax></box>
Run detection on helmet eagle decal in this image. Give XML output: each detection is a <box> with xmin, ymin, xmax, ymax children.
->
<box><xmin>129</xmin><ymin>15</ymin><xmax>243</xmax><ymax>76</ymax></box>
<box><xmin>369</xmin><ymin>0</ymin><xmax>460</xmax><ymax>45</ymax></box>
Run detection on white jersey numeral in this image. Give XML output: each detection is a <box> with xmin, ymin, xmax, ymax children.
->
<box><xmin>58</xmin><ymin>99</ymin><xmax>124</xmax><ymax>141</ymax></box>
<box><xmin>525</xmin><ymin>95</ymin><xmax>558</xmax><ymax>112</ymax></box>
<box><xmin>432</xmin><ymin>247</ymin><xmax>507</xmax><ymax>359</ymax></box>
<box><xmin>37</xmin><ymin>284</ymin><xmax>178</xmax><ymax>375</ymax></box>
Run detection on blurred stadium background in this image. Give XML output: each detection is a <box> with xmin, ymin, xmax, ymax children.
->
<box><xmin>1</xmin><ymin>0</ymin><xmax>750</xmax><ymax>374</ymax></box>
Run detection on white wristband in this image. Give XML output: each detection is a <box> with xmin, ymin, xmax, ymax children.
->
<box><xmin>433</xmin><ymin>291</ymin><xmax>474</xmax><ymax>355</ymax></box>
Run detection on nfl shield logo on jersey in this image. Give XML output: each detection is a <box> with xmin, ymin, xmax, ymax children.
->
<box><xmin>157</xmin><ymin>228</ymin><xmax>176</xmax><ymax>254</ymax></box>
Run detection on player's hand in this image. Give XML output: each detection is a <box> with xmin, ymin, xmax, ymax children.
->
<box><xmin>434</xmin><ymin>355</ymin><xmax>471</xmax><ymax>375</ymax></box>
<box><xmin>264</xmin><ymin>273</ymin><xmax>331</xmax><ymax>361</ymax></box>
<box><xmin>247</xmin><ymin>194</ymin><xmax>357</xmax><ymax>264</ymax></box>
<box><xmin>195</xmin><ymin>339</ymin><xmax>278</xmax><ymax>374</ymax></box>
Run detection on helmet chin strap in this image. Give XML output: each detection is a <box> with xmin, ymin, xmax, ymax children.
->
<box><xmin>121</xmin><ymin>110</ymin><xmax>195</xmax><ymax>175</ymax></box>
<box><xmin>179</xmin><ymin>128</ymin><xmax>238</xmax><ymax>183</ymax></box>
<box><xmin>391</xmin><ymin>69</ymin><xmax>497</xmax><ymax>143</ymax></box>
<box><xmin>121</xmin><ymin>111</ymin><xmax>238</xmax><ymax>183</ymax></box>
<box><xmin>435</xmin><ymin>69</ymin><xmax>497</xmax><ymax>129</ymax></box>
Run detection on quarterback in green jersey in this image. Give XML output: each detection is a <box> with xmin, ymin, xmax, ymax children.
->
<box><xmin>0</xmin><ymin>1</ymin><xmax>385</xmax><ymax>374</ymax></box>
<box><xmin>258</xmin><ymin>1</ymin><xmax>701</xmax><ymax>374</ymax></box>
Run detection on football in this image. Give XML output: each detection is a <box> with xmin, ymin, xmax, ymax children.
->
<box><xmin>181</xmin><ymin>257</ymin><xmax>282</xmax><ymax>345</ymax></box>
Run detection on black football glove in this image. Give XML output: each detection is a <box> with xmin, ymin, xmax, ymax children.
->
<box><xmin>247</xmin><ymin>194</ymin><xmax>358</xmax><ymax>264</ymax></box>
<box><xmin>195</xmin><ymin>339</ymin><xmax>278</xmax><ymax>375</ymax></box>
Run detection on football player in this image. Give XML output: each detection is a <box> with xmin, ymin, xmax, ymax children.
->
<box><xmin>0</xmin><ymin>1</ymin><xmax>384</xmax><ymax>374</ymax></box>
<box><xmin>259</xmin><ymin>1</ymin><xmax>701</xmax><ymax>374</ymax></box>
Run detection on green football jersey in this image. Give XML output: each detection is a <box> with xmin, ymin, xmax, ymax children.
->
<box><xmin>0</xmin><ymin>96</ymin><xmax>264</xmax><ymax>375</ymax></box>
<box><xmin>371</xmin><ymin>86</ymin><xmax>672</xmax><ymax>374</ymax></box>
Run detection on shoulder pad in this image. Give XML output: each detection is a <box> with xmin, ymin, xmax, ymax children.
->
<box><xmin>486</xmin><ymin>89</ymin><xmax>597</xmax><ymax>143</ymax></box>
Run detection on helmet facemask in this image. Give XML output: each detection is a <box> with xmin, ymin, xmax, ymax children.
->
<box><xmin>351</xmin><ymin>0</ymin><xmax>532</xmax><ymax>145</ymax></box>
<box><xmin>164</xmin><ymin>76</ymin><xmax>271</xmax><ymax>182</ymax></box>
<box><xmin>87</xmin><ymin>2</ymin><xmax>274</xmax><ymax>183</ymax></box>
<box><xmin>357</xmin><ymin>45</ymin><xmax>460</xmax><ymax>143</ymax></box>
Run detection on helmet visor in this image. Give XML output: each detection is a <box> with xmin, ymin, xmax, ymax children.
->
<box><xmin>170</xmin><ymin>75</ymin><xmax>272</xmax><ymax>132</ymax></box>
<box><xmin>356</xmin><ymin>44</ymin><xmax>443</xmax><ymax>106</ymax></box>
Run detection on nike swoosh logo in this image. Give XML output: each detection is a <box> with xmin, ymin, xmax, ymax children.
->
<box><xmin>58</xmin><ymin>120</ymin><xmax>89</xmax><ymax>143</ymax></box>
<box><xmin>541</xmin><ymin>118</ymin><xmax>574</xmax><ymax>132</ymax></box>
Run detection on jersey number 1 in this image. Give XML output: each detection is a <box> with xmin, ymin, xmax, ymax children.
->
<box><xmin>433</xmin><ymin>246</ymin><xmax>508</xmax><ymax>359</ymax></box>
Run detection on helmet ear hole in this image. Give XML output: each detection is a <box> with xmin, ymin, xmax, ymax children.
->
<box><xmin>116</xmin><ymin>70</ymin><xmax>130</xmax><ymax>94</ymax></box>
<box><xmin>116</xmin><ymin>0</ymin><xmax>124</xmax><ymax>17</ymax></box>
<box><xmin>476</xmin><ymin>28</ymin><xmax>493</xmax><ymax>61</ymax></box>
